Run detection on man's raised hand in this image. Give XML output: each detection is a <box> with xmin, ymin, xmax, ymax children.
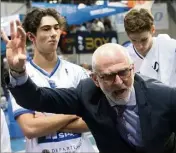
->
<box><xmin>1</xmin><ymin>20</ymin><xmax>27</xmax><ymax>72</ymax></box>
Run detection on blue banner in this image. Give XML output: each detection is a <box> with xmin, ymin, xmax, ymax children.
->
<box><xmin>32</xmin><ymin>2</ymin><xmax>129</xmax><ymax>25</ymax></box>
<box><xmin>32</xmin><ymin>2</ymin><xmax>78</xmax><ymax>17</ymax></box>
<box><xmin>67</xmin><ymin>5</ymin><xmax>129</xmax><ymax>25</ymax></box>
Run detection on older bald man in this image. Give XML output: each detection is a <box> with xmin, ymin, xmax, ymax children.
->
<box><xmin>3</xmin><ymin>26</ymin><xmax>176</xmax><ymax>153</ymax></box>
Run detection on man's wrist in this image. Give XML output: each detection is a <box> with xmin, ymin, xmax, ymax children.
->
<box><xmin>9</xmin><ymin>71</ymin><xmax>28</xmax><ymax>87</ymax></box>
<box><xmin>10</xmin><ymin>67</ymin><xmax>26</xmax><ymax>78</ymax></box>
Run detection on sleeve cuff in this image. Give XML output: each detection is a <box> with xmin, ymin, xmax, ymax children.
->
<box><xmin>9</xmin><ymin>72</ymin><xmax>28</xmax><ymax>87</ymax></box>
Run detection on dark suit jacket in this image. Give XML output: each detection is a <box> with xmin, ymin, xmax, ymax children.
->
<box><xmin>8</xmin><ymin>74</ymin><xmax>176</xmax><ymax>153</ymax></box>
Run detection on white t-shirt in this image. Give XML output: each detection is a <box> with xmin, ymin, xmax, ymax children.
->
<box><xmin>126</xmin><ymin>38</ymin><xmax>158</xmax><ymax>73</ymax></box>
<box><xmin>127</xmin><ymin>34</ymin><xmax>176</xmax><ymax>86</ymax></box>
<box><xmin>1</xmin><ymin>109</ymin><xmax>11</xmax><ymax>152</ymax></box>
<box><xmin>11</xmin><ymin>58</ymin><xmax>96</xmax><ymax>153</ymax></box>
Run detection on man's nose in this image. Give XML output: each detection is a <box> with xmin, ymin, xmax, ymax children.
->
<box><xmin>51</xmin><ymin>28</ymin><xmax>57</xmax><ymax>37</ymax></box>
<box><xmin>136</xmin><ymin>42</ymin><xmax>143</xmax><ymax>50</ymax></box>
<box><xmin>114</xmin><ymin>74</ymin><xmax>123</xmax><ymax>85</ymax></box>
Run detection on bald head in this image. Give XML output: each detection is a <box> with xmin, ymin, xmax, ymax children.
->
<box><xmin>92</xmin><ymin>43</ymin><xmax>132</xmax><ymax>72</ymax></box>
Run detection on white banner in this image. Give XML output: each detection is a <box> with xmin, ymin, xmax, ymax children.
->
<box><xmin>110</xmin><ymin>3</ymin><xmax>169</xmax><ymax>33</ymax></box>
<box><xmin>1</xmin><ymin>14</ymin><xmax>20</xmax><ymax>36</ymax></box>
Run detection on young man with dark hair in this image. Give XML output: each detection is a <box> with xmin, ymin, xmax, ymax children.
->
<box><xmin>3</xmin><ymin>8</ymin><xmax>96</xmax><ymax>152</ymax></box>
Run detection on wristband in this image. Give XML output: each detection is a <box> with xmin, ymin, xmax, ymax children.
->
<box><xmin>10</xmin><ymin>68</ymin><xmax>26</xmax><ymax>74</ymax></box>
<box><xmin>10</xmin><ymin>68</ymin><xmax>26</xmax><ymax>78</ymax></box>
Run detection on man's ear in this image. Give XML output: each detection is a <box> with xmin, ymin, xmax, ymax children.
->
<box><xmin>90</xmin><ymin>73</ymin><xmax>100</xmax><ymax>87</ymax></box>
<box><xmin>131</xmin><ymin>63</ymin><xmax>134</xmax><ymax>70</ymax></box>
<box><xmin>151</xmin><ymin>25</ymin><xmax>155</xmax><ymax>35</ymax></box>
<box><xmin>27</xmin><ymin>32</ymin><xmax>35</xmax><ymax>43</ymax></box>
<box><xmin>131</xmin><ymin>63</ymin><xmax>135</xmax><ymax>75</ymax></box>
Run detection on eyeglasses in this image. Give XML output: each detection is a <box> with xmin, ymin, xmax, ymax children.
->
<box><xmin>96</xmin><ymin>65</ymin><xmax>133</xmax><ymax>84</ymax></box>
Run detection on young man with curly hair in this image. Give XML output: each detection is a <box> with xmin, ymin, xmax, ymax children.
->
<box><xmin>8</xmin><ymin>8</ymin><xmax>96</xmax><ymax>152</ymax></box>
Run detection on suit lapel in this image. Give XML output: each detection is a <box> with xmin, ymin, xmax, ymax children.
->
<box><xmin>134</xmin><ymin>80</ymin><xmax>152</xmax><ymax>147</ymax></box>
<box><xmin>96</xmin><ymin>94</ymin><xmax>117</xmax><ymax>127</ymax></box>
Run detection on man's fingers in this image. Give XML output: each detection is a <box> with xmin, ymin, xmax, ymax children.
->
<box><xmin>16</xmin><ymin>20</ymin><xmax>22</xmax><ymax>38</ymax></box>
<box><xmin>10</xmin><ymin>21</ymin><xmax>16</xmax><ymax>40</ymax></box>
<box><xmin>1</xmin><ymin>30</ymin><xmax>10</xmax><ymax>44</ymax></box>
<box><xmin>16</xmin><ymin>19</ymin><xmax>22</xmax><ymax>27</ymax></box>
<box><xmin>17</xmin><ymin>26</ymin><xmax>26</xmax><ymax>41</ymax></box>
<box><xmin>17</xmin><ymin>26</ymin><xmax>26</xmax><ymax>54</ymax></box>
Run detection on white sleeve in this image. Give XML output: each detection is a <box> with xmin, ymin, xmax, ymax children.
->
<box><xmin>10</xmin><ymin>93</ymin><xmax>35</xmax><ymax>120</ymax></box>
<box><xmin>1</xmin><ymin>109</ymin><xmax>11</xmax><ymax>152</ymax></box>
<box><xmin>73</xmin><ymin>66</ymin><xmax>90</xmax><ymax>87</ymax></box>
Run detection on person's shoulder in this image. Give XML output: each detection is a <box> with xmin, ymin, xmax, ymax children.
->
<box><xmin>125</xmin><ymin>43</ymin><xmax>135</xmax><ymax>54</ymax></box>
<box><xmin>157</xmin><ymin>34</ymin><xmax>171</xmax><ymax>40</ymax></box>
<box><xmin>60</xmin><ymin>59</ymin><xmax>89</xmax><ymax>76</ymax></box>
<box><xmin>79</xmin><ymin>77</ymin><xmax>95</xmax><ymax>86</ymax></box>
<box><xmin>156</xmin><ymin>34</ymin><xmax>176</xmax><ymax>48</ymax></box>
<box><xmin>61</xmin><ymin>59</ymin><xmax>83</xmax><ymax>70</ymax></box>
<box><xmin>125</xmin><ymin>43</ymin><xmax>141</xmax><ymax>60</ymax></box>
<box><xmin>135</xmin><ymin>73</ymin><xmax>172</xmax><ymax>93</ymax></box>
<box><xmin>125</xmin><ymin>43</ymin><xmax>133</xmax><ymax>50</ymax></box>
<box><xmin>78</xmin><ymin>78</ymin><xmax>101</xmax><ymax>92</ymax></box>
<box><xmin>156</xmin><ymin>34</ymin><xmax>175</xmax><ymax>42</ymax></box>
<box><xmin>135</xmin><ymin>73</ymin><xmax>175</xmax><ymax>108</ymax></box>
